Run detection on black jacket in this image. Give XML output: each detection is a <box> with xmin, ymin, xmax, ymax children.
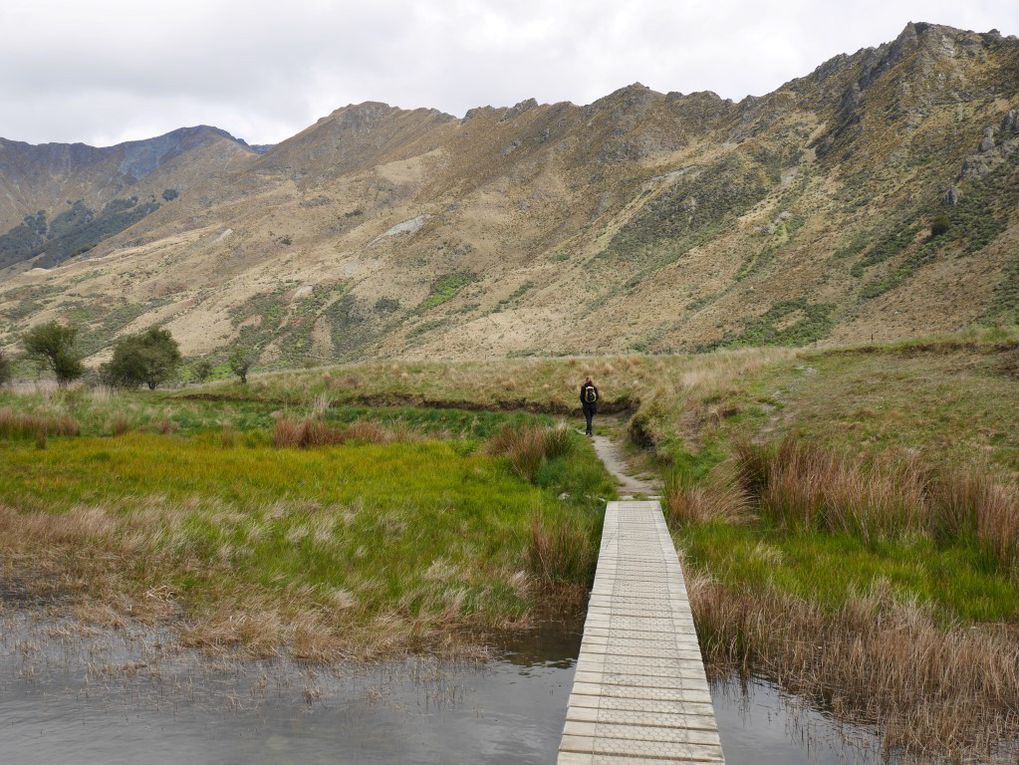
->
<box><xmin>580</xmin><ymin>383</ymin><xmax>599</xmax><ymax>409</ymax></box>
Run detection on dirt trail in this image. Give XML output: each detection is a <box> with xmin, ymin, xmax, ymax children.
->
<box><xmin>589</xmin><ymin>434</ymin><xmax>660</xmax><ymax>498</ymax></box>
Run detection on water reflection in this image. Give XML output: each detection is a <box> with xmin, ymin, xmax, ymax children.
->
<box><xmin>0</xmin><ymin>616</ymin><xmax>580</xmax><ymax>765</ymax></box>
<box><xmin>712</xmin><ymin>678</ymin><xmax>886</xmax><ymax>765</ymax></box>
<box><xmin>4</xmin><ymin>612</ymin><xmax>1001</xmax><ymax>764</ymax></box>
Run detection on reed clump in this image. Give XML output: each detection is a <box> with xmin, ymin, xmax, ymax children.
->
<box><xmin>527</xmin><ymin>511</ymin><xmax>598</xmax><ymax>588</ymax></box>
<box><xmin>666</xmin><ymin>464</ymin><xmax>752</xmax><ymax>526</ymax></box>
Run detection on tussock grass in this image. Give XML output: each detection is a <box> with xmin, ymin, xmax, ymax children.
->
<box><xmin>735</xmin><ymin>437</ymin><xmax>927</xmax><ymax>542</ymax></box>
<box><xmin>272</xmin><ymin>416</ymin><xmax>395</xmax><ymax>448</ymax></box>
<box><xmin>528</xmin><ymin>510</ymin><xmax>599</xmax><ymax>587</ymax></box>
<box><xmin>486</xmin><ymin>422</ymin><xmax>574</xmax><ymax>481</ymax></box>
<box><xmin>0</xmin><ymin>407</ymin><xmax>78</xmax><ymax>439</ymax></box>
<box><xmin>930</xmin><ymin>467</ymin><xmax>1019</xmax><ymax>570</ymax></box>
<box><xmin>734</xmin><ymin>436</ymin><xmax>1019</xmax><ymax>569</ymax></box>
<box><xmin>679</xmin><ymin>436</ymin><xmax>1019</xmax><ymax>755</ymax></box>
<box><xmin>665</xmin><ymin>464</ymin><xmax>751</xmax><ymax>526</ymax></box>
<box><xmin>689</xmin><ymin>573</ymin><xmax>1019</xmax><ymax>757</ymax></box>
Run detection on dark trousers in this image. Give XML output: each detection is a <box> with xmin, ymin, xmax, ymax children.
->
<box><xmin>582</xmin><ymin>405</ymin><xmax>596</xmax><ymax>435</ymax></box>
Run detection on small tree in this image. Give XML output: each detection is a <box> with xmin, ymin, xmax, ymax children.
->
<box><xmin>193</xmin><ymin>360</ymin><xmax>213</xmax><ymax>384</ymax></box>
<box><xmin>230</xmin><ymin>348</ymin><xmax>254</xmax><ymax>384</ymax></box>
<box><xmin>102</xmin><ymin>327</ymin><xmax>182</xmax><ymax>390</ymax></box>
<box><xmin>0</xmin><ymin>347</ymin><xmax>12</xmax><ymax>387</ymax></box>
<box><xmin>23</xmin><ymin>321</ymin><xmax>83</xmax><ymax>387</ymax></box>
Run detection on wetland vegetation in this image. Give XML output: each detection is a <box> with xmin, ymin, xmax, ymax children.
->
<box><xmin>2</xmin><ymin>325</ymin><xmax>1018</xmax><ymax>760</ymax></box>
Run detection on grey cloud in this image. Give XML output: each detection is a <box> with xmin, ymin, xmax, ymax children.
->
<box><xmin>1</xmin><ymin>0</ymin><xmax>1016</xmax><ymax>146</ymax></box>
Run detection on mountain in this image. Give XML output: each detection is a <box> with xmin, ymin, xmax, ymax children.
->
<box><xmin>0</xmin><ymin>126</ymin><xmax>257</xmax><ymax>271</ymax></box>
<box><xmin>1</xmin><ymin>21</ymin><xmax>1018</xmax><ymax>366</ymax></box>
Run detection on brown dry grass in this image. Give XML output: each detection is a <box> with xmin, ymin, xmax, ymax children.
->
<box><xmin>666</xmin><ymin>464</ymin><xmax>752</xmax><ymax>526</ymax></box>
<box><xmin>689</xmin><ymin>572</ymin><xmax>1019</xmax><ymax>757</ymax></box>
<box><xmin>0</xmin><ymin>407</ymin><xmax>79</xmax><ymax>439</ymax></box>
<box><xmin>272</xmin><ymin>416</ymin><xmax>395</xmax><ymax>448</ymax></box>
<box><xmin>734</xmin><ymin>436</ymin><xmax>1019</xmax><ymax>566</ymax></box>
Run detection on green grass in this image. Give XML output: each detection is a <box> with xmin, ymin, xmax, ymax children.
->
<box><xmin>680</xmin><ymin>521</ymin><xmax>1018</xmax><ymax>623</ymax></box>
<box><xmin>0</xmin><ymin>389</ymin><xmax>552</xmax><ymax>441</ymax></box>
<box><xmin>419</xmin><ymin>273</ymin><xmax>475</xmax><ymax>310</ymax></box>
<box><xmin>324</xmin><ymin>404</ymin><xmax>554</xmax><ymax>439</ymax></box>
<box><xmin>708</xmin><ymin>299</ymin><xmax>835</xmax><ymax>349</ymax></box>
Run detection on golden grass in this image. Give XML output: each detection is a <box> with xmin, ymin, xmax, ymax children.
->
<box><xmin>689</xmin><ymin>572</ymin><xmax>1019</xmax><ymax>757</ymax></box>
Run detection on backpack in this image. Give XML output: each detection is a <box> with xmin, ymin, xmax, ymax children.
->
<box><xmin>583</xmin><ymin>385</ymin><xmax>598</xmax><ymax>404</ymax></box>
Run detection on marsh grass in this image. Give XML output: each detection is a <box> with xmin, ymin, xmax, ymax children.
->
<box><xmin>0</xmin><ymin>429</ymin><xmax>609</xmax><ymax>659</ymax></box>
<box><xmin>677</xmin><ymin>434</ymin><xmax>1019</xmax><ymax>756</ymax></box>
<box><xmin>689</xmin><ymin>573</ymin><xmax>1019</xmax><ymax>757</ymax></box>
<box><xmin>272</xmin><ymin>416</ymin><xmax>396</xmax><ymax>448</ymax></box>
<box><xmin>528</xmin><ymin>511</ymin><xmax>600</xmax><ymax>588</ymax></box>
<box><xmin>665</xmin><ymin>463</ymin><xmax>751</xmax><ymax>526</ymax></box>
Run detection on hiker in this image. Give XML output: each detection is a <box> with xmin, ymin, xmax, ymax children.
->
<box><xmin>580</xmin><ymin>377</ymin><xmax>599</xmax><ymax>436</ymax></box>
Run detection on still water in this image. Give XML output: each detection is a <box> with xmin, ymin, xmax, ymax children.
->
<box><xmin>1</xmin><ymin>615</ymin><xmax>891</xmax><ymax>764</ymax></box>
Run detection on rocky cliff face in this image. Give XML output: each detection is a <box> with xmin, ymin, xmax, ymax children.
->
<box><xmin>1</xmin><ymin>22</ymin><xmax>1017</xmax><ymax>365</ymax></box>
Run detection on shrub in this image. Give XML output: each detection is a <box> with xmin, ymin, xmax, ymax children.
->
<box><xmin>101</xmin><ymin>327</ymin><xmax>182</xmax><ymax>390</ymax></box>
<box><xmin>193</xmin><ymin>360</ymin><xmax>213</xmax><ymax>384</ymax></box>
<box><xmin>23</xmin><ymin>321</ymin><xmax>84</xmax><ymax>386</ymax></box>
<box><xmin>230</xmin><ymin>348</ymin><xmax>255</xmax><ymax>384</ymax></box>
<box><xmin>930</xmin><ymin>214</ymin><xmax>950</xmax><ymax>238</ymax></box>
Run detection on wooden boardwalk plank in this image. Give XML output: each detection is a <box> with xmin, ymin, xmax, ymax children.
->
<box><xmin>557</xmin><ymin>500</ymin><xmax>725</xmax><ymax>764</ymax></box>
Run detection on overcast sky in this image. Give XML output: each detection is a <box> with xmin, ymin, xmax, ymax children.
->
<box><xmin>2</xmin><ymin>0</ymin><xmax>1017</xmax><ymax>147</ymax></box>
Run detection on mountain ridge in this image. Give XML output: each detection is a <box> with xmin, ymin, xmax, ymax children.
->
<box><xmin>1</xmin><ymin>21</ymin><xmax>1017</xmax><ymax>367</ymax></box>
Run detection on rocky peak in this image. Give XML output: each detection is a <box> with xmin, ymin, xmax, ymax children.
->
<box><xmin>499</xmin><ymin>98</ymin><xmax>538</xmax><ymax>123</ymax></box>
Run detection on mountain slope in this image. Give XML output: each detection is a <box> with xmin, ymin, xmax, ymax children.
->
<box><xmin>1</xmin><ymin>22</ymin><xmax>1017</xmax><ymax>367</ymax></box>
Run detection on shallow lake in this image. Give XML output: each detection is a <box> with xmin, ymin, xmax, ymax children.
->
<box><xmin>0</xmin><ymin>614</ymin><xmax>916</xmax><ymax>764</ymax></box>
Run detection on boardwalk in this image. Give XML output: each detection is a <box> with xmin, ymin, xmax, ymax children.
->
<box><xmin>557</xmin><ymin>500</ymin><xmax>725</xmax><ymax>764</ymax></box>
